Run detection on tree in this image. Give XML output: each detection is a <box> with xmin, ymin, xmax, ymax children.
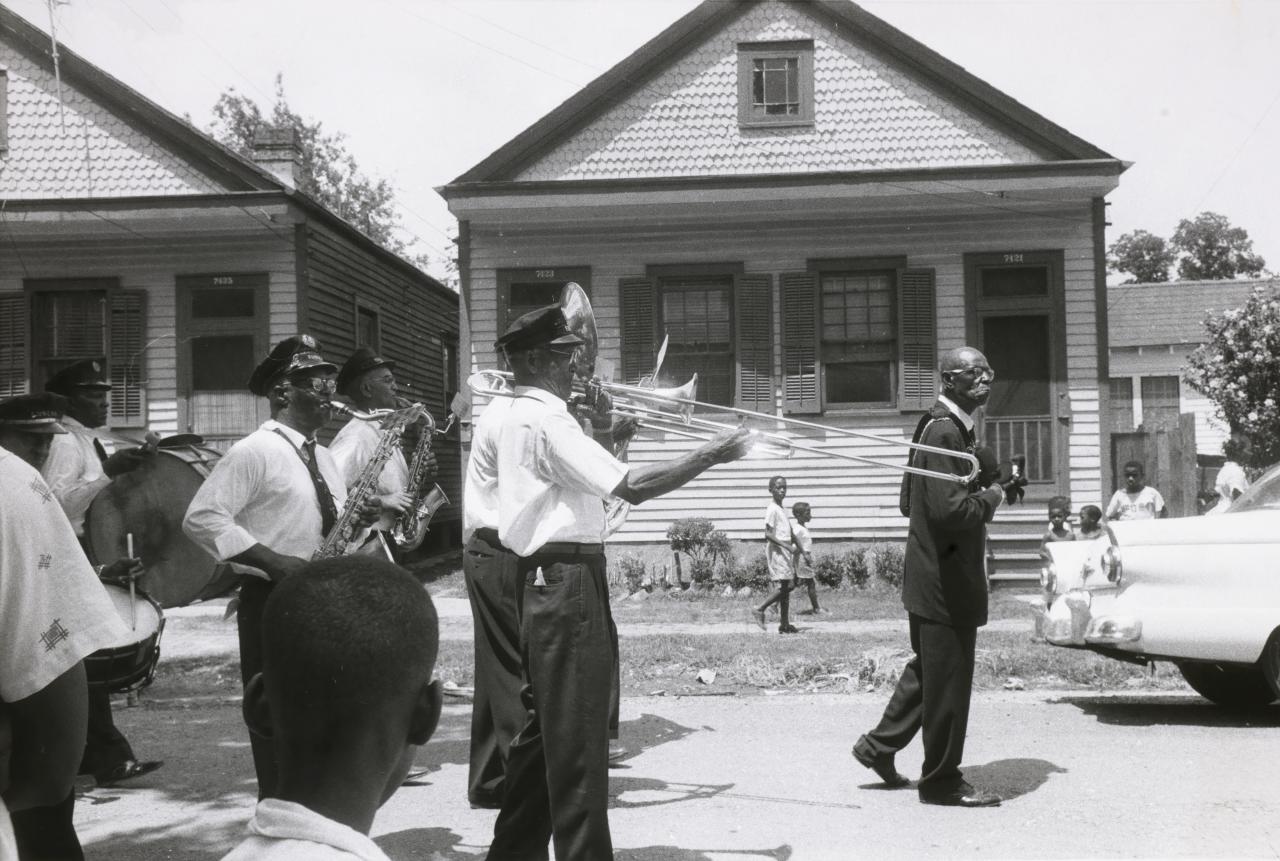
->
<box><xmin>1107</xmin><ymin>229</ymin><xmax>1175</xmax><ymax>283</ymax></box>
<box><xmin>210</xmin><ymin>75</ymin><xmax>410</xmax><ymax>260</ymax></box>
<box><xmin>1184</xmin><ymin>285</ymin><xmax>1280</xmax><ymax>470</ymax></box>
<box><xmin>1171</xmin><ymin>211</ymin><xmax>1267</xmax><ymax>281</ymax></box>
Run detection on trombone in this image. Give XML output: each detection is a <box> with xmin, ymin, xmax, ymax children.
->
<box><xmin>467</xmin><ymin>369</ymin><xmax>979</xmax><ymax>485</ymax></box>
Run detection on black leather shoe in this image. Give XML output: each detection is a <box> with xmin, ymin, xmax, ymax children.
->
<box><xmin>918</xmin><ymin>786</ymin><xmax>1002</xmax><ymax>807</ymax></box>
<box><xmin>851</xmin><ymin>742</ymin><xmax>911</xmax><ymax>788</ymax></box>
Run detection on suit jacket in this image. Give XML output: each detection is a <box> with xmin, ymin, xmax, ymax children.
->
<box><xmin>901</xmin><ymin>400</ymin><xmax>1002</xmax><ymax>628</ymax></box>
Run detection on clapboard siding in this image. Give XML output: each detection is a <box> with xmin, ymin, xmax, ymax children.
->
<box><xmin>0</xmin><ymin>233</ymin><xmax>297</xmax><ymax>437</ymax></box>
<box><xmin>462</xmin><ymin>203</ymin><xmax>1105</xmax><ymax>541</ymax></box>
<box><xmin>302</xmin><ymin>220</ymin><xmax>462</xmax><ymax>523</ymax></box>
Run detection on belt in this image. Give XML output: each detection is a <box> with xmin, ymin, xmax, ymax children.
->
<box><xmin>532</xmin><ymin>542</ymin><xmax>604</xmax><ymax>556</ymax></box>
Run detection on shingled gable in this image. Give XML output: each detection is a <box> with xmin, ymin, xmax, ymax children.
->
<box><xmin>0</xmin><ymin>5</ymin><xmax>449</xmax><ymax>292</ymax></box>
<box><xmin>447</xmin><ymin>0</ymin><xmax>1114</xmax><ymax>189</ymax></box>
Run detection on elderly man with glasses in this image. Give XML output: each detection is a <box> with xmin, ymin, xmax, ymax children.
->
<box><xmin>850</xmin><ymin>346</ymin><xmax>1009</xmax><ymax>808</ymax></box>
<box><xmin>184</xmin><ymin>334</ymin><xmax>380</xmax><ymax>799</ymax></box>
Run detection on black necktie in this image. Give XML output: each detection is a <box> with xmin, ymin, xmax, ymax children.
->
<box><xmin>92</xmin><ymin>437</ymin><xmax>108</xmax><ymax>463</ymax></box>
<box><xmin>301</xmin><ymin>440</ymin><xmax>339</xmax><ymax>537</ymax></box>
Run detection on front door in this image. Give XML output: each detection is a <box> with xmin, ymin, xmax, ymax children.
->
<box><xmin>177</xmin><ymin>274</ymin><xmax>270</xmax><ymax>451</ymax></box>
<box><xmin>965</xmin><ymin>252</ymin><xmax>1066</xmax><ymax>499</ymax></box>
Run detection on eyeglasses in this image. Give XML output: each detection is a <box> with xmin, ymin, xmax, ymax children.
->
<box><xmin>950</xmin><ymin>365</ymin><xmax>996</xmax><ymax>384</ymax></box>
<box><xmin>291</xmin><ymin>378</ymin><xmax>338</xmax><ymax>395</ymax></box>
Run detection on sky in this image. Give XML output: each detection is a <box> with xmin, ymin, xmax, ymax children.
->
<box><xmin>7</xmin><ymin>0</ymin><xmax>1280</xmax><ymax>285</ymax></box>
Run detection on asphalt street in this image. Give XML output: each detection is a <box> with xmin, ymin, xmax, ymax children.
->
<box><xmin>77</xmin><ymin>689</ymin><xmax>1280</xmax><ymax>860</ymax></box>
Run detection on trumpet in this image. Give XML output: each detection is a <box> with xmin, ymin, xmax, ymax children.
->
<box><xmin>467</xmin><ymin>370</ymin><xmax>978</xmax><ymax>485</ymax></box>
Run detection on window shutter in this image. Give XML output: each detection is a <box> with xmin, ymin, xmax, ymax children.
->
<box><xmin>0</xmin><ymin>294</ymin><xmax>28</xmax><ymax>397</ymax></box>
<box><xmin>110</xmin><ymin>289</ymin><xmax>147</xmax><ymax>427</ymax></box>
<box><xmin>780</xmin><ymin>272</ymin><xmax>819</xmax><ymax>413</ymax></box>
<box><xmin>619</xmin><ymin>277</ymin><xmax>655</xmax><ymax>384</ymax></box>
<box><xmin>734</xmin><ymin>274</ymin><xmax>773</xmax><ymax>412</ymax></box>
<box><xmin>898</xmin><ymin>268</ymin><xmax>937</xmax><ymax>410</ymax></box>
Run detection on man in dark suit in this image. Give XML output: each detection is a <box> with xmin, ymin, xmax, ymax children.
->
<box><xmin>851</xmin><ymin>346</ymin><xmax>1007</xmax><ymax>808</ymax></box>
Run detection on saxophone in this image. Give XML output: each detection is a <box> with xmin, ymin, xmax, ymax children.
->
<box><xmin>389</xmin><ymin>401</ymin><xmax>455</xmax><ymax>552</ymax></box>
<box><xmin>313</xmin><ymin>402</ymin><xmax>425</xmax><ymax>560</ymax></box>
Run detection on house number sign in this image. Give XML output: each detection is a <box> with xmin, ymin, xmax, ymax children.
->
<box><xmin>534</xmin><ymin>270</ymin><xmax>556</xmax><ymax>279</ymax></box>
<box><xmin>1002</xmin><ymin>254</ymin><xmax>1025</xmax><ymax>264</ymax></box>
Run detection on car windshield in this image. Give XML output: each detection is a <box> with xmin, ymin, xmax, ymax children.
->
<box><xmin>1228</xmin><ymin>463</ymin><xmax>1280</xmax><ymax>512</ymax></box>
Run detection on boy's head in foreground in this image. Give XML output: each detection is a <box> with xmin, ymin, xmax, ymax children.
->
<box><xmin>791</xmin><ymin>501</ymin><xmax>811</xmax><ymax>525</ymax></box>
<box><xmin>1079</xmin><ymin>505</ymin><xmax>1102</xmax><ymax>532</ymax></box>
<box><xmin>244</xmin><ymin>557</ymin><xmax>442</xmax><ymax>818</ymax></box>
<box><xmin>1047</xmin><ymin>496</ymin><xmax>1071</xmax><ymax>531</ymax></box>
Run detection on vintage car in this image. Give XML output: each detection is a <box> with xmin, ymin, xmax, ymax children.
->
<box><xmin>1030</xmin><ymin>463</ymin><xmax>1280</xmax><ymax>708</ymax></box>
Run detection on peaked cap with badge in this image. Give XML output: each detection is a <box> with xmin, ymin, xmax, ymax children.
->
<box><xmin>247</xmin><ymin>334</ymin><xmax>339</xmax><ymax>396</ymax></box>
<box><xmin>45</xmin><ymin>359</ymin><xmax>113</xmax><ymax>395</ymax></box>
<box><xmin>0</xmin><ymin>392</ymin><xmax>71</xmax><ymax>434</ymax></box>
<box><xmin>336</xmin><ymin>346</ymin><xmax>396</xmax><ymax>396</ymax></box>
<box><xmin>494</xmin><ymin>305</ymin><xmax>585</xmax><ymax>355</ymax></box>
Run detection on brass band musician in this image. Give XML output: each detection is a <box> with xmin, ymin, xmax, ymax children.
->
<box><xmin>183</xmin><ymin>335</ymin><xmax>380</xmax><ymax>799</ymax></box>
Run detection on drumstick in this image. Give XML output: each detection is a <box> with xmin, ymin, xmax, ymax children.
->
<box><xmin>126</xmin><ymin>533</ymin><xmax>137</xmax><ymax>631</ymax></box>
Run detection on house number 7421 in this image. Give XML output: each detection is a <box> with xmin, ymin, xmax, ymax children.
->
<box><xmin>1002</xmin><ymin>254</ymin><xmax>1024</xmax><ymax>264</ymax></box>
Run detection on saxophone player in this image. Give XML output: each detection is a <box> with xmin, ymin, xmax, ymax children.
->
<box><xmin>183</xmin><ymin>335</ymin><xmax>381</xmax><ymax>799</ymax></box>
<box><xmin>330</xmin><ymin>347</ymin><xmax>438</xmax><ymax>544</ymax></box>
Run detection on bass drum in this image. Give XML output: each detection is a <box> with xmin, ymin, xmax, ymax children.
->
<box><xmin>85</xmin><ymin>444</ymin><xmax>239</xmax><ymax>608</ymax></box>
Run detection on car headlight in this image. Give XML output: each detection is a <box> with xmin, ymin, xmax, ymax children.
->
<box><xmin>1102</xmin><ymin>545</ymin><xmax>1122</xmax><ymax>584</ymax></box>
<box><xmin>1085</xmin><ymin>615</ymin><xmax>1141</xmax><ymax>644</ymax></box>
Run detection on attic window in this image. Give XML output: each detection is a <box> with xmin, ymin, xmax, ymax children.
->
<box><xmin>738</xmin><ymin>41</ymin><xmax>813</xmax><ymax>128</ymax></box>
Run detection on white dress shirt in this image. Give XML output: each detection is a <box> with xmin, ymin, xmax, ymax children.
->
<box><xmin>329</xmin><ymin>415</ymin><xmax>410</xmax><ymax>532</ymax></box>
<box><xmin>40</xmin><ymin>415</ymin><xmax>114</xmax><ymax>536</ymax></box>
<box><xmin>1</xmin><ymin>448</ymin><xmax>127</xmax><ymax>858</ymax></box>
<box><xmin>462</xmin><ymin>397</ymin><xmax>511</xmax><ymax>542</ymax></box>
<box><xmin>221</xmin><ymin>798</ymin><xmax>391</xmax><ymax>861</ymax></box>
<box><xmin>496</xmin><ymin>386</ymin><xmax>629</xmax><ymax>556</ymax></box>
<box><xmin>183</xmin><ymin>420</ymin><xmax>349</xmax><ymax>579</ymax></box>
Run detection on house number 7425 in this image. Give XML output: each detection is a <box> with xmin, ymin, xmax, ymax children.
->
<box><xmin>1002</xmin><ymin>254</ymin><xmax>1024</xmax><ymax>264</ymax></box>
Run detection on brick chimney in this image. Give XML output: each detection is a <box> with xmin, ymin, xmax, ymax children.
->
<box><xmin>250</xmin><ymin>125</ymin><xmax>302</xmax><ymax>188</ymax></box>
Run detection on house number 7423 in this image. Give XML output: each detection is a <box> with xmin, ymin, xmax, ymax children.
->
<box><xmin>1002</xmin><ymin>254</ymin><xmax>1024</xmax><ymax>264</ymax></box>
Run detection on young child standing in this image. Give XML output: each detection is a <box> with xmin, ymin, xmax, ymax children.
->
<box><xmin>1076</xmin><ymin>504</ymin><xmax>1104</xmax><ymax>540</ymax></box>
<box><xmin>1039</xmin><ymin>495</ymin><xmax>1075</xmax><ymax>551</ymax></box>
<box><xmin>753</xmin><ymin>476</ymin><xmax>798</xmax><ymax>634</ymax></box>
<box><xmin>1105</xmin><ymin>461</ymin><xmax>1167</xmax><ymax>521</ymax></box>
<box><xmin>223</xmin><ymin>556</ymin><xmax>442</xmax><ymax>860</ymax></box>
<box><xmin>791</xmin><ymin>502</ymin><xmax>821</xmax><ymax>615</ymax></box>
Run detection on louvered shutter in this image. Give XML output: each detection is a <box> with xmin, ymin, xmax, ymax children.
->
<box><xmin>110</xmin><ymin>290</ymin><xmax>147</xmax><ymax>427</ymax></box>
<box><xmin>780</xmin><ymin>272</ymin><xmax>819</xmax><ymax>413</ymax></box>
<box><xmin>0</xmin><ymin>294</ymin><xmax>28</xmax><ymax>397</ymax></box>
<box><xmin>619</xmin><ymin>277</ymin><xmax>655</xmax><ymax>385</ymax></box>
<box><xmin>734</xmin><ymin>274</ymin><xmax>773</xmax><ymax>412</ymax></box>
<box><xmin>898</xmin><ymin>268</ymin><xmax>937</xmax><ymax>410</ymax></box>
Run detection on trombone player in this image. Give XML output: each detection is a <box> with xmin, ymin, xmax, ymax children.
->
<box><xmin>485</xmin><ymin>304</ymin><xmax>752</xmax><ymax>861</ymax></box>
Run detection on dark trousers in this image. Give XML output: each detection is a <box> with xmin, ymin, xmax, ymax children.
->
<box><xmin>236</xmin><ymin>575</ymin><xmax>278</xmax><ymax>799</ymax></box>
<box><xmin>488</xmin><ymin>551</ymin><xmax>616</xmax><ymax>861</ymax></box>
<box><xmin>858</xmin><ymin>613</ymin><xmax>977</xmax><ymax>793</ymax></box>
<box><xmin>464</xmin><ymin>532</ymin><xmax>523</xmax><ymax>807</ymax></box>
<box><xmin>10</xmin><ymin>790</ymin><xmax>83</xmax><ymax>861</ymax></box>
<box><xmin>78</xmin><ymin>686</ymin><xmax>135</xmax><ymax>778</ymax></box>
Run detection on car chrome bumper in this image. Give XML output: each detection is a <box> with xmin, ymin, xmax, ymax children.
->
<box><xmin>1030</xmin><ymin>590</ymin><xmax>1142</xmax><ymax>646</ymax></box>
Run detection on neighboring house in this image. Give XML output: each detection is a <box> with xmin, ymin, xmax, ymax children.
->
<box><xmin>0</xmin><ymin>7</ymin><xmax>462</xmax><ymax>546</ymax></box>
<box><xmin>1107</xmin><ymin>277</ymin><xmax>1279</xmax><ymax>459</ymax></box>
<box><xmin>441</xmin><ymin>0</ymin><xmax>1125</xmax><ymax>569</ymax></box>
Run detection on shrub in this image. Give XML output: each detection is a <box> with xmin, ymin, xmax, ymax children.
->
<box><xmin>667</xmin><ymin>517</ymin><xmax>733</xmax><ymax>583</ymax></box>
<box><xmin>613</xmin><ymin>554</ymin><xmax>648</xmax><ymax>594</ymax></box>
<box><xmin>728</xmin><ymin>552</ymin><xmax>772</xmax><ymax>593</ymax></box>
<box><xmin>813</xmin><ymin>546</ymin><xmax>870</xmax><ymax>590</ymax></box>
<box><xmin>868</xmin><ymin>543</ymin><xmax>905</xmax><ymax>589</ymax></box>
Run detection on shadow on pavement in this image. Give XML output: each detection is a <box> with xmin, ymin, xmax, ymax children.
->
<box><xmin>376</xmin><ymin>826</ymin><xmax>480</xmax><ymax>859</ymax></box>
<box><xmin>611</xmin><ymin>712</ymin><xmax>700</xmax><ymax>765</ymax></box>
<box><xmin>963</xmin><ymin>758</ymin><xmax>1067</xmax><ymax>801</ymax></box>
<box><xmin>615</xmin><ymin>845</ymin><xmax>792</xmax><ymax>860</ymax></box>
<box><xmin>610</xmin><ymin>775</ymin><xmax>734</xmax><ymax>809</ymax></box>
<box><xmin>405</xmin><ymin>705</ymin><xmax>471</xmax><ymax>782</ymax></box>
<box><xmin>1051</xmin><ymin>694</ymin><xmax>1280</xmax><ymax>728</ymax></box>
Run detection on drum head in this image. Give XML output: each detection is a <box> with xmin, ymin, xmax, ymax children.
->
<box><xmin>97</xmin><ymin>582</ymin><xmax>163</xmax><ymax>647</ymax></box>
<box><xmin>86</xmin><ymin>445</ymin><xmax>232</xmax><ymax>608</ymax></box>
